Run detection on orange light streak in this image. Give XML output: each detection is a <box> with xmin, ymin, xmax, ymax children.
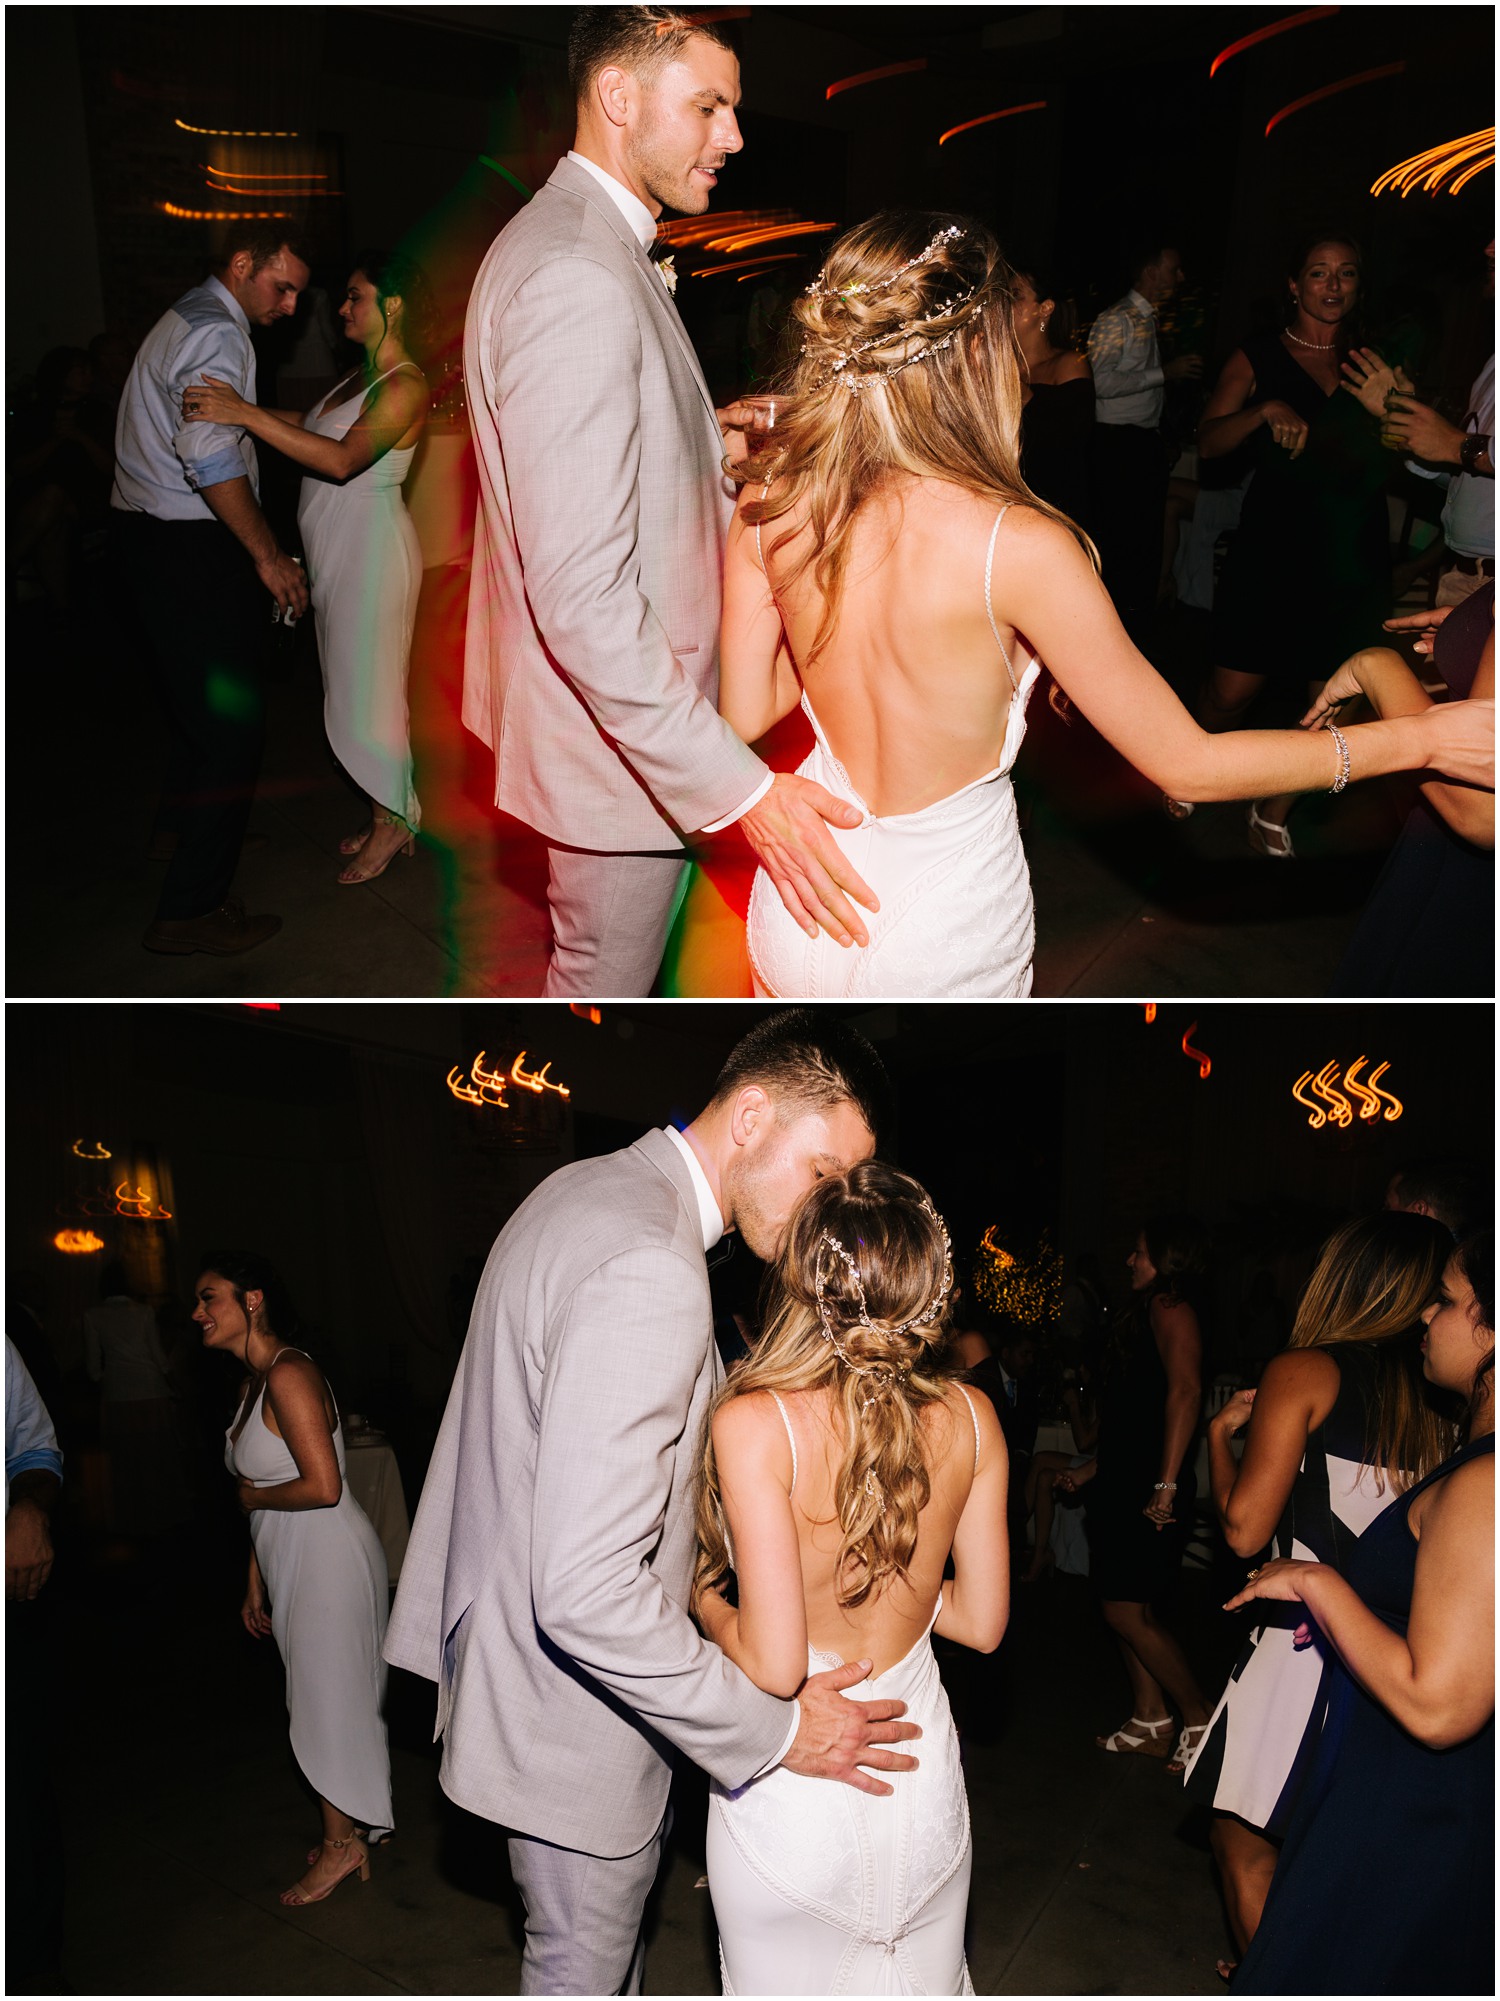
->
<box><xmin>1342</xmin><ymin>1056</ymin><xmax>1381</xmax><ymax>1122</ymax></box>
<box><xmin>569</xmin><ymin>1004</ymin><xmax>603</xmax><ymax>1024</ymax></box>
<box><xmin>939</xmin><ymin>101</ymin><xmax>1046</xmax><ymax>146</ymax></box>
<box><xmin>827</xmin><ymin>58</ymin><xmax>928</xmax><ymax>101</ymax></box>
<box><xmin>175</xmin><ymin>119</ymin><xmax>299</xmax><ymax>137</ymax></box>
<box><xmin>1209</xmin><ymin>8</ymin><xmax>1339</xmax><ymax>78</ymax></box>
<box><xmin>1366</xmin><ymin>1061</ymin><xmax>1403</xmax><ymax>1122</ymax></box>
<box><xmin>1371</xmin><ymin>127</ymin><xmax>1494</xmax><ymax>198</ymax></box>
<box><xmin>202</xmin><ymin>165</ymin><xmax>327</xmax><ymax>180</ymax></box>
<box><xmin>693</xmin><ymin>255</ymin><xmax>801</xmax><ymax>280</ymax></box>
<box><xmin>206</xmin><ymin>181</ymin><xmax>340</xmax><ymax>198</ymax></box>
<box><xmin>1308</xmin><ymin>1060</ymin><xmax>1352</xmax><ymax>1129</ymax></box>
<box><xmin>54</xmin><ymin>1230</ymin><xmax>106</xmax><ymax>1254</ymax></box>
<box><xmin>1143</xmin><ymin>1003</ymin><xmax>1157</xmax><ymax>1023</ymax></box>
<box><xmin>162</xmin><ymin>203</ymin><xmax>292</xmax><ymax>219</ymax></box>
<box><xmin>657</xmin><ymin>209</ymin><xmax>798</xmax><ymax>247</ymax></box>
<box><xmin>1264</xmin><ymin>62</ymin><xmax>1404</xmax><ymax>137</ymax></box>
<box><xmin>660</xmin><ymin>7</ymin><xmax>750</xmax><ymax>29</ymax></box>
<box><xmin>705</xmin><ymin>221</ymin><xmax>837</xmax><ymax>253</ymax></box>
<box><xmin>72</xmin><ymin>1139</ymin><xmax>112</xmax><ymax>1159</ymax></box>
<box><xmin>1292</xmin><ymin>1070</ymin><xmax>1326</xmax><ymax>1128</ymax></box>
<box><xmin>1181</xmin><ymin>1022</ymin><xmax>1211</xmax><ymax>1080</ymax></box>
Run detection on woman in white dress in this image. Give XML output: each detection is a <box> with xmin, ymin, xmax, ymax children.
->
<box><xmin>184</xmin><ymin>250</ymin><xmax>429</xmax><ymax>883</ymax></box>
<box><xmin>694</xmin><ymin>1163</ymin><xmax>1009</xmax><ymax>1995</ymax></box>
<box><xmin>194</xmin><ymin>1253</ymin><xmax>393</xmax><ymax>1906</ymax></box>
<box><xmin>717</xmin><ymin>212</ymin><xmax>1495</xmax><ymax>998</ymax></box>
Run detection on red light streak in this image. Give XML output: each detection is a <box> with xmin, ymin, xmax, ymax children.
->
<box><xmin>827</xmin><ymin>59</ymin><xmax>927</xmax><ymax>102</ymax></box>
<box><xmin>1209</xmin><ymin>8</ymin><xmax>1339</xmax><ymax>79</ymax></box>
<box><xmin>661</xmin><ymin>7</ymin><xmax>750</xmax><ymax>28</ymax></box>
<box><xmin>1264</xmin><ymin>62</ymin><xmax>1405</xmax><ymax>137</ymax></box>
<box><xmin>1143</xmin><ymin>1003</ymin><xmax>1157</xmax><ymax>1023</ymax></box>
<box><xmin>938</xmin><ymin>102</ymin><xmax>1047</xmax><ymax>146</ymax></box>
<box><xmin>1181</xmin><ymin>1022</ymin><xmax>1211</xmax><ymax>1081</ymax></box>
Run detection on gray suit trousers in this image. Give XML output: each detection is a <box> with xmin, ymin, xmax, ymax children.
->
<box><xmin>542</xmin><ymin>844</ymin><xmax>689</xmax><ymax>998</ymax></box>
<box><xmin>508</xmin><ymin>1811</ymin><xmax>666</xmax><ymax>1995</ymax></box>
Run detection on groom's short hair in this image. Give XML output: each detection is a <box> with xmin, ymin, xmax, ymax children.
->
<box><xmin>708</xmin><ymin>1009</ymin><xmax>892</xmax><ymax>1148</ymax></box>
<box><xmin>568</xmin><ymin>7</ymin><xmax>733</xmax><ymax>100</ymax></box>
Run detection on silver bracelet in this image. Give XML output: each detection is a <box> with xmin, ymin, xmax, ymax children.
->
<box><xmin>1153</xmin><ymin>1480</ymin><xmax>1177</xmax><ymax>1490</ymax></box>
<box><xmin>1327</xmin><ymin>723</ymin><xmax>1351</xmax><ymax>794</ymax></box>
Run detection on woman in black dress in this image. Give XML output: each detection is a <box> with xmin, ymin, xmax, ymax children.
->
<box><xmin>1227</xmin><ymin>1231</ymin><xmax>1494</xmax><ymax>1995</ymax></box>
<box><xmin>1014</xmin><ymin>268</ymin><xmax>1094</xmax><ymax>531</ymax></box>
<box><xmin>1307</xmin><ymin>586</ymin><xmax>1494</xmax><ymax>996</ymax></box>
<box><xmin>1059</xmin><ymin>1217</ymin><xmax>1212</xmax><ymax>1771</ymax></box>
<box><xmin>1182</xmin><ymin>236</ymin><xmax>1394</xmax><ymax>853</ymax></box>
<box><xmin>1184</xmin><ymin>1214</ymin><xmax>1453</xmax><ymax>1976</ymax></box>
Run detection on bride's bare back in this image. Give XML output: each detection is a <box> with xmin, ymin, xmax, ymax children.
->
<box><xmin>726</xmin><ymin>476</ymin><xmax>1034</xmax><ymax>819</ymax></box>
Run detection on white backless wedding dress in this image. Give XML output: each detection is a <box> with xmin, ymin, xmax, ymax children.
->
<box><xmin>297</xmin><ymin>365</ymin><xmax>423</xmax><ymax>828</ymax></box>
<box><xmin>705</xmin><ymin>1390</ymin><xmax>978</xmax><ymax>1996</ymax></box>
<box><xmin>746</xmin><ymin>505</ymin><xmax>1038</xmax><ymax>999</ymax></box>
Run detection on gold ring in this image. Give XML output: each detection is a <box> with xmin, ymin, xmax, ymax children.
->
<box><xmin>1246</xmin><ymin>1566</ymin><xmax>1263</xmax><ymax>1582</ymax></box>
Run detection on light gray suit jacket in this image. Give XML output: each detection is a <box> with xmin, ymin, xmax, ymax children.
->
<box><xmin>384</xmin><ymin>1129</ymin><xmax>791</xmax><ymax>1857</ymax></box>
<box><xmin>460</xmin><ymin>157</ymin><xmax>767</xmax><ymax>853</ymax></box>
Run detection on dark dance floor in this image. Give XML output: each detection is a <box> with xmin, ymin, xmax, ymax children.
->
<box><xmin>32</xmin><ymin>1508</ymin><xmax>1242</xmax><ymax>1994</ymax></box>
<box><xmin>9</xmin><ymin>577</ymin><xmax>1408</xmax><ymax>1000</ymax></box>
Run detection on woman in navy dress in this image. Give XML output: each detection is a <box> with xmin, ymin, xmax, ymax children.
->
<box><xmin>1227</xmin><ymin>1230</ymin><xmax>1494</xmax><ymax>1995</ymax></box>
<box><xmin>1182</xmin><ymin>1213</ymin><xmax>1453</xmax><ymax>1974</ymax></box>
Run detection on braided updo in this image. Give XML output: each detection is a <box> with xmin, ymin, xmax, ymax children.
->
<box><xmin>738</xmin><ymin>207</ymin><xmax>1094</xmax><ymax>664</ymax></box>
<box><xmin>695</xmin><ymin>1162</ymin><xmax>962</xmax><ymax>1611</ymax></box>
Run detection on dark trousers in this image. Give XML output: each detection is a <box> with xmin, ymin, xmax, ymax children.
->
<box><xmin>116</xmin><ymin>511</ymin><xmax>267</xmax><ymax>920</ymax></box>
<box><xmin>1091</xmin><ymin>423</ymin><xmax>1169</xmax><ymax>648</ymax></box>
<box><xmin>6</xmin><ymin>1600</ymin><xmax>64</xmax><ymax>1993</ymax></box>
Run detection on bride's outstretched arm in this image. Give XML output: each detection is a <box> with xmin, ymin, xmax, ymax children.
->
<box><xmin>933</xmin><ymin>1390</ymin><xmax>1009</xmax><ymax>1654</ymax></box>
<box><xmin>719</xmin><ymin>502</ymin><xmax>804</xmax><ymax>745</ymax></box>
<box><xmin>998</xmin><ymin>509</ymin><xmax>1496</xmax><ymax>800</ymax></box>
<box><xmin>698</xmin><ymin>1395</ymin><xmax>808</xmax><ymax>1698</ymax></box>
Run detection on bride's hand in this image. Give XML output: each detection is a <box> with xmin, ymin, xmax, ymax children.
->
<box><xmin>182</xmin><ymin>373</ymin><xmax>249</xmax><ymax>426</ymax></box>
<box><xmin>781</xmin><ymin>1658</ymin><xmax>922</xmax><ymax>1796</ymax></box>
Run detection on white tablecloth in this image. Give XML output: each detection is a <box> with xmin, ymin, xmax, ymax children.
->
<box><xmin>344</xmin><ymin>1439</ymin><xmax>410</xmax><ymax>1583</ymax></box>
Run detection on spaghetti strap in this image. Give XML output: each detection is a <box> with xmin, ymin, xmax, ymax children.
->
<box><xmin>767</xmin><ymin>1389</ymin><xmax>798</xmax><ymax>1496</ymax></box>
<box><xmin>956</xmin><ymin>1384</ymin><xmax>981</xmax><ymax>1474</ymax></box>
<box><xmin>984</xmin><ymin>507</ymin><xmax>1019</xmax><ymax>694</ymax></box>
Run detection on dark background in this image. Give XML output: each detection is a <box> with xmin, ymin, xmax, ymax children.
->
<box><xmin>13</xmin><ymin>5</ymin><xmax>1494</xmax><ymax>401</ymax></box>
<box><xmin>13</xmin><ymin>999</ymin><xmax>1487</xmax><ymax>1493</ymax></box>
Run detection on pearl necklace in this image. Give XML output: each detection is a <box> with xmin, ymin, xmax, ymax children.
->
<box><xmin>1283</xmin><ymin>327</ymin><xmax>1338</xmax><ymax>352</ymax></box>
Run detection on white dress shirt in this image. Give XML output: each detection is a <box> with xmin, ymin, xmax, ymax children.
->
<box><xmin>561</xmin><ymin>155</ymin><xmax>774</xmax><ymax>831</ymax></box>
<box><xmin>1088</xmin><ymin>289</ymin><xmax>1165</xmax><ymax>429</ymax></box>
<box><xmin>111</xmin><ymin>274</ymin><xmax>259</xmax><ymax>519</ymax></box>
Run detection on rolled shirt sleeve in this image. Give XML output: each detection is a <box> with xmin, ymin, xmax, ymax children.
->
<box><xmin>6</xmin><ymin>1338</ymin><xmax>63</xmax><ymax>1500</ymax></box>
<box><xmin>172</xmin><ymin>320</ymin><xmax>257</xmax><ymax>491</ymax></box>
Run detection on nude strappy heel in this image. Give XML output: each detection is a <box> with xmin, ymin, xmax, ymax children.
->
<box><xmin>279</xmin><ymin>1831</ymin><xmax>370</xmax><ymax>1906</ymax></box>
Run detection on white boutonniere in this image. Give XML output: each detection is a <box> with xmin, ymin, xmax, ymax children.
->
<box><xmin>655</xmin><ymin>253</ymin><xmax>677</xmax><ymax>298</ymax></box>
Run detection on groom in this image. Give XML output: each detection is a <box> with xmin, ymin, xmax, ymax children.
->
<box><xmin>461</xmin><ymin>6</ymin><xmax>877</xmax><ymax>996</ymax></box>
<box><xmin>384</xmin><ymin>1011</ymin><xmax>918</xmax><ymax>1993</ymax></box>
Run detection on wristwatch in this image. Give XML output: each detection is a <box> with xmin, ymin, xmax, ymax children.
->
<box><xmin>1459</xmin><ymin>431</ymin><xmax>1493</xmax><ymax>477</ymax></box>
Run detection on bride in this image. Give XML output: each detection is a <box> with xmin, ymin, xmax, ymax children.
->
<box><xmin>717</xmin><ymin>211</ymin><xmax>1495</xmax><ymax>998</ymax></box>
<box><xmin>694</xmin><ymin>1163</ymin><xmax>1007</xmax><ymax>1994</ymax></box>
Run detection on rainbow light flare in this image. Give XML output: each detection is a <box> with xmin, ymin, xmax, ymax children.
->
<box><xmin>1209</xmin><ymin>8</ymin><xmax>1339</xmax><ymax>78</ymax></box>
<box><xmin>1264</xmin><ymin>61</ymin><xmax>1404</xmax><ymax>137</ymax></box>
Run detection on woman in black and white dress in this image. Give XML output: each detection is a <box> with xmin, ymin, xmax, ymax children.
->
<box><xmin>1181</xmin><ymin>1213</ymin><xmax>1453</xmax><ymax>1974</ymax></box>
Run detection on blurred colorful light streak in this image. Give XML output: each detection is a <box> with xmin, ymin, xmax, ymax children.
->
<box><xmin>163</xmin><ymin>203</ymin><xmax>292</xmax><ymax>219</ymax></box>
<box><xmin>1209</xmin><ymin>8</ymin><xmax>1339</xmax><ymax>79</ymax></box>
<box><xmin>938</xmin><ymin>102</ymin><xmax>1047</xmax><ymax>146</ymax></box>
<box><xmin>658</xmin><ymin>209</ymin><xmax>799</xmax><ymax>247</ymax></box>
<box><xmin>1371</xmin><ymin>126</ymin><xmax>1495</xmax><ymax>197</ymax></box>
<box><xmin>826</xmin><ymin>59</ymin><xmax>927</xmax><ymax>101</ymax></box>
<box><xmin>175</xmin><ymin>119</ymin><xmax>299</xmax><ymax>137</ymax></box>
<box><xmin>704</xmin><ymin>222</ymin><xmax>837</xmax><ymax>252</ymax></box>
<box><xmin>1264</xmin><ymin>62</ymin><xmax>1405</xmax><ymax>137</ymax></box>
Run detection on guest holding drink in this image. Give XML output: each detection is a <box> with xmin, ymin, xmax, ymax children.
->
<box><xmin>1228</xmin><ymin>1231</ymin><xmax>1494</xmax><ymax>1996</ymax></box>
<box><xmin>185</xmin><ymin>250</ymin><xmax>430</xmax><ymax>884</ymax></box>
<box><xmin>1180</xmin><ymin>235</ymin><xmax>1394</xmax><ymax>850</ymax></box>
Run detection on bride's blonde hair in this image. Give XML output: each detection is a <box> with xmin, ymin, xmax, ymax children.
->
<box><xmin>694</xmin><ymin>1162</ymin><xmax>959</xmax><ymax>1612</ymax></box>
<box><xmin>738</xmin><ymin>208</ymin><xmax>1097</xmax><ymax>664</ymax></box>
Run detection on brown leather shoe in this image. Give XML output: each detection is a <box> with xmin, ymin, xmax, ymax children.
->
<box><xmin>142</xmin><ymin>900</ymin><xmax>281</xmax><ymax>955</ymax></box>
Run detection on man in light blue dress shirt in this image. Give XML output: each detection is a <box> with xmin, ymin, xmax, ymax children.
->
<box><xmin>111</xmin><ymin>223</ymin><xmax>310</xmax><ymax>956</ymax></box>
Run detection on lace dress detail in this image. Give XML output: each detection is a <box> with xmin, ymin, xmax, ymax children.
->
<box><xmin>746</xmin><ymin>507</ymin><xmax>1038</xmax><ymax>999</ymax></box>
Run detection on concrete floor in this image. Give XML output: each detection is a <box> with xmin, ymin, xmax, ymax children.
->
<box><xmin>38</xmin><ymin>1519</ymin><xmax>1242</xmax><ymax>1997</ymax></box>
<box><xmin>7</xmin><ymin>583</ymin><xmax>1410</xmax><ymax>1002</ymax></box>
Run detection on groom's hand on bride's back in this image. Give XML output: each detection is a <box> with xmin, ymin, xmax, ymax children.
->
<box><xmin>739</xmin><ymin>774</ymin><xmax>880</xmax><ymax>950</ymax></box>
<box><xmin>781</xmin><ymin>1658</ymin><xmax>921</xmax><ymax>1795</ymax></box>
